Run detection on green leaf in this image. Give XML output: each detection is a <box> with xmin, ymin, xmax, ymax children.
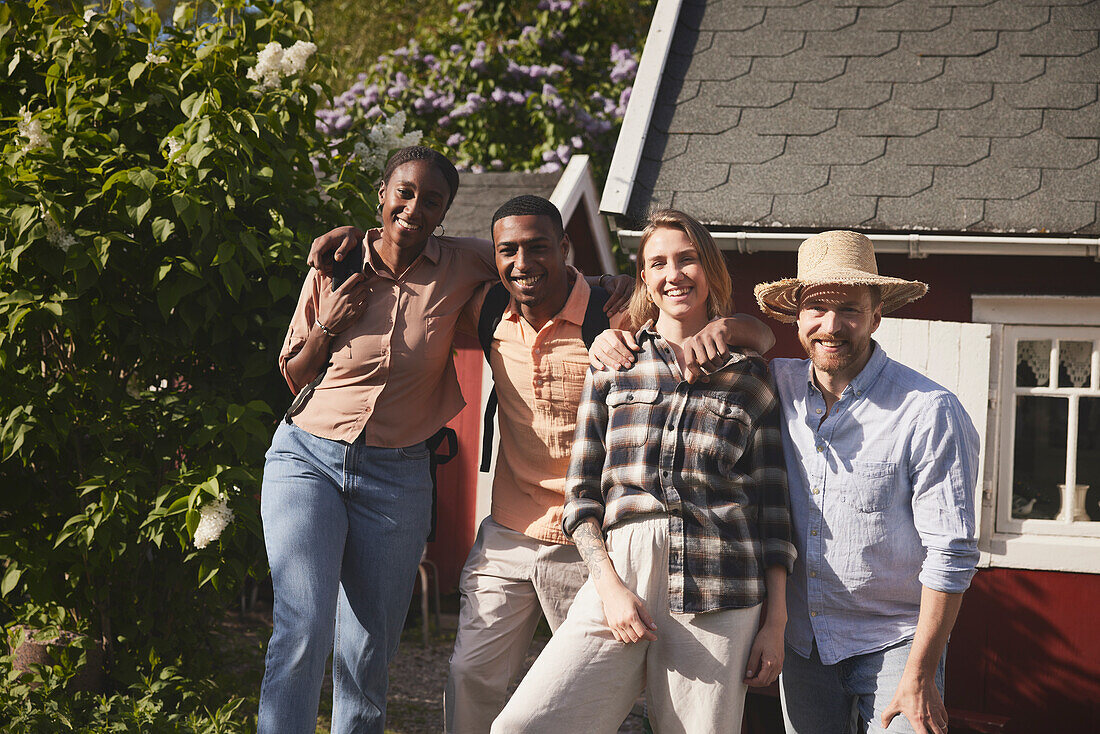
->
<box><xmin>1</xmin><ymin>564</ymin><xmax>21</xmax><ymax>597</ymax></box>
<box><xmin>127</xmin><ymin>61</ymin><xmax>147</xmax><ymax>84</ymax></box>
<box><xmin>151</xmin><ymin>217</ymin><xmax>175</xmax><ymax>242</ymax></box>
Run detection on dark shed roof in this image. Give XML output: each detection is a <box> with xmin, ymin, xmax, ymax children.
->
<box><xmin>446</xmin><ymin>171</ymin><xmax>561</xmax><ymax>240</ymax></box>
<box><xmin>625</xmin><ymin>0</ymin><xmax>1099</xmax><ymax>235</ymax></box>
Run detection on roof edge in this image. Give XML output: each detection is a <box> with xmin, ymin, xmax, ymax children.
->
<box><xmin>615</xmin><ymin>230</ymin><xmax>1100</xmax><ymax>260</ymax></box>
<box><xmin>598</xmin><ymin>0</ymin><xmax>685</xmax><ymax>217</ymax></box>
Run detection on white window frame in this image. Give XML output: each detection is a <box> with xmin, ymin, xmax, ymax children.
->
<box><xmin>973</xmin><ymin>295</ymin><xmax>1100</xmax><ymax>573</ymax></box>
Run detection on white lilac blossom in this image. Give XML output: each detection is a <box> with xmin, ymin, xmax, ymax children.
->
<box><xmin>42</xmin><ymin>208</ymin><xmax>77</xmax><ymax>252</ymax></box>
<box><xmin>162</xmin><ymin>136</ymin><xmax>183</xmax><ymax>162</ymax></box>
<box><xmin>457</xmin><ymin>1</ymin><xmax>477</xmax><ymax>12</ymax></box>
<box><xmin>193</xmin><ymin>496</ymin><xmax>235</xmax><ymax>549</ymax></box>
<box><xmin>247</xmin><ymin>40</ymin><xmax>317</xmax><ymax>90</ymax></box>
<box><xmin>146</xmin><ymin>51</ymin><xmax>168</xmax><ymax>64</ymax></box>
<box><xmin>350</xmin><ymin>111</ymin><xmax>423</xmax><ymax>172</ymax></box>
<box><xmin>17</xmin><ymin>109</ymin><xmax>48</xmax><ymax>152</ymax></box>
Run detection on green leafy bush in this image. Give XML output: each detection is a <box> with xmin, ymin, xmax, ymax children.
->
<box><xmin>319</xmin><ymin>0</ymin><xmax>654</xmax><ymax>177</ymax></box>
<box><xmin>0</xmin><ymin>0</ymin><xmax>401</xmax><ymax>723</ymax></box>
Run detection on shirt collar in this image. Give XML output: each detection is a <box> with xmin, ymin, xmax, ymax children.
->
<box><xmin>503</xmin><ymin>265</ymin><xmax>588</xmax><ymax>325</ymax></box>
<box><xmin>804</xmin><ymin>339</ymin><xmax>889</xmax><ymax>396</ymax></box>
<box><xmin>364</xmin><ymin>228</ymin><xmax>441</xmax><ymax>275</ymax></box>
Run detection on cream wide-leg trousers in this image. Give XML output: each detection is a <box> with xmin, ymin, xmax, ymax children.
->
<box><xmin>491</xmin><ymin>516</ymin><xmax>761</xmax><ymax>734</ymax></box>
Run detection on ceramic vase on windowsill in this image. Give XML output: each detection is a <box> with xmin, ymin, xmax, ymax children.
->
<box><xmin>1058</xmin><ymin>483</ymin><xmax>1092</xmax><ymax>522</ymax></box>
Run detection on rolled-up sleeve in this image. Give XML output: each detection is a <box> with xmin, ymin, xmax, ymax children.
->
<box><xmin>910</xmin><ymin>394</ymin><xmax>981</xmax><ymax>593</ymax></box>
<box><xmin>278</xmin><ymin>269</ymin><xmax>321</xmax><ymax>395</ymax></box>
<box><xmin>749</xmin><ymin>385</ymin><xmax>797</xmax><ymax>574</ymax></box>
<box><xmin>562</xmin><ymin>369</ymin><xmax>611</xmax><ymax>538</ymax></box>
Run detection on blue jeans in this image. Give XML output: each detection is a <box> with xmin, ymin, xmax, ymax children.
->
<box><xmin>780</xmin><ymin>639</ymin><xmax>946</xmax><ymax>734</ymax></box>
<box><xmin>257</xmin><ymin>421</ymin><xmax>433</xmax><ymax>734</ymax></box>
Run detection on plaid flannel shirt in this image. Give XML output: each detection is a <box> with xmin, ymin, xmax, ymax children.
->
<box><xmin>563</xmin><ymin>323</ymin><xmax>796</xmax><ymax>614</ymax></box>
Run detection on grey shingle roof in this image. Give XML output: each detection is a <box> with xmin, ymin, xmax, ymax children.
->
<box><xmin>445</xmin><ymin>171</ymin><xmax>561</xmax><ymax>240</ymax></box>
<box><xmin>627</xmin><ymin>0</ymin><xmax>1100</xmax><ymax>234</ymax></box>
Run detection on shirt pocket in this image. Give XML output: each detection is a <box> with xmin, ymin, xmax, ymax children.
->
<box><xmin>694</xmin><ymin>394</ymin><xmax>754</xmax><ymax>467</ymax></box>
<box><xmin>423</xmin><ymin>313</ymin><xmax>455</xmax><ymax>361</ymax></box>
<box><xmin>550</xmin><ymin>359</ymin><xmax>590</xmax><ymax>408</ymax></box>
<box><xmin>606</xmin><ymin>387</ymin><xmax>661</xmax><ymax>447</ymax></box>
<box><xmin>838</xmin><ymin>460</ymin><xmax>897</xmax><ymax>513</ymax></box>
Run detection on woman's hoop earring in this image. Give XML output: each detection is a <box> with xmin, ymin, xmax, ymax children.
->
<box><xmin>434</xmin><ymin>223</ymin><xmax>445</xmax><ymax>237</ymax></box>
<box><xmin>376</xmin><ymin>203</ymin><xmax>382</xmax><ymax>215</ymax></box>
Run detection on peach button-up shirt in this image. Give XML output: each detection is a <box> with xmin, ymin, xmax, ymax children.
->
<box><xmin>476</xmin><ymin>270</ymin><xmax>627</xmax><ymax>544</ymax></box>
<box><xmin>279</xmin><ymin>229</ymin><xmax>496</xmax><ymax>448</ymax></box>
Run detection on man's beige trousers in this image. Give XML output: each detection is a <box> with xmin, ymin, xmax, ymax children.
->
<box><xmin>444</xmin><ymin>517</ymin><xmax>588</xmax><ymax>734</ymax></box>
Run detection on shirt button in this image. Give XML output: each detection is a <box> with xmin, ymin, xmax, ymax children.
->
<box><xmin>667</xmin><ymin>423</ymin><xmax>674</xmax><ymax>432</ymax></box>
<box><xmin>856</xmin><ymin>390</ymin><xmax>863</xmax><ymax>396</ymax></box>
<box><xmin>625</xmin><ymin>393</ymin><xmax>633</xmax><ymax>401</ymax></box>
<box><xmin>816</xmin><ymin>445</ymin><xmax>824</xmax><ymax>452</ymax></box>
<box><xmin>661</xmin><ymin>470</ymin><xmax>670</xmax><ymax>478</ymax></box>
<box><xmin>815</xmin><ymin>408</ymin><xmax>822</xmax><ymax>414</ymax></box>
<box><xmin>812</xmin><ymin>488</ymin><xmax>820</xmax><ymax>495</ymax></box>
<box><xmin>811</xmin><ymin>529</ymin><xmax>818</xmax><ymax>536</ymax></box>
<box><xmin>810</xmin><ymin>571</ymin><xmax>817</xmax><ymax>578</ymax></box>
<box><xmin>811</xmin><ymin>611</ymin><xmax>818</xmax><ymax>617</ymax></box>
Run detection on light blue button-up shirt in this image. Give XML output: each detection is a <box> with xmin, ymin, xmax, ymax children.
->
<box><xmin>772</xmin><ymin>342</ymin><xmax>980</xmax><ymax>665</ymax></box>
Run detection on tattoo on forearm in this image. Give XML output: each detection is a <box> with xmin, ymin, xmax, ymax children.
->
<box><xmin>572</xmin><ymin>522</ymin><xmax>609</xmax><ymax>580</ymax></box>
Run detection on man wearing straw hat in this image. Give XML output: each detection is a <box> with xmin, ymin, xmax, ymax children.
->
<box><xmin>754</xmin><ymin>231</ymin><xmax>980</xmax><ymax>734</ymax></box>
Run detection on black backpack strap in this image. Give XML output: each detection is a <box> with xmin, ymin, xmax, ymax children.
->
<box><xmin>477</xmin><ymin>282</ymin><xmax>511</xmax><ymax>359</ymax></box>
<box><xmin>284</xmin><ymin>366</ymin><xmax>328</xmax><ymax>423</ymax></box>
<box><xmin>424</xmin><ymin>426</ymin><xmax>458</xmax><ymax>542</ymax></box>
<box><xmin>477</xmin><ymin>283</ymin><xmax>511</xmax><ymax>473</ymax></box>
<box><xmin>580</xmin><ymin>285</ymin><xmax>612</xmax><ymax>349</ymax></box>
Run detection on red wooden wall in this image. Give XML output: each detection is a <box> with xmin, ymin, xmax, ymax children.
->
<box><xmin>426</xmin><ymin>331</ymin><xmax>484</xmax><ymax>593</ymax></box>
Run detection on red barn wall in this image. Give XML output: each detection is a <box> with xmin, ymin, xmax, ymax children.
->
<box><xmin>427</xmin><ymin>331</ymin><xmax>484</xmax><ymax>593</ymax></box>
<box><xmin>726</xmin><ymin>249</ymin><xmax>1100</xmax><ymax>733</ymax></box>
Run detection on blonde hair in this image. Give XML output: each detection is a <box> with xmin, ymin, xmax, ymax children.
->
<box><xmin>627</xmin><ymin>209</ymin><xmax>734</xmax><ymax>328</ymax></box>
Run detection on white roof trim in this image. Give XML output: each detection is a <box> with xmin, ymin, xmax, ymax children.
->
<box><xmin>599</xmin><ymin>0</ymin><xmax>685</xmax><ymax>217</ymax></box>
<box><xmin>616</xmin><ymin>229</ymin><xmax>1100</xmax><ymax>260</ymax></box>
<box><xmin>551</xmin><ymin>155</ymin><xmax>618</xmax><ymax>274</ymax></box>
<box><xmin>972</xmin><ymin>295</ymin><xmax>1100</xmax><ymax>326</ymax></box>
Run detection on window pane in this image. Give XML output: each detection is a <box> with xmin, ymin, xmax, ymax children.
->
<box><xmin>1076</xmin><ymin>397</ymin><xmax>1100</xmax><ymax>523</ymax></box>
<box><xmin>1059</xmin><ymin>340</ymin><xmax>1093</xmax><ymax>389</ymax></box>
<box><xmin>1012</xmin><ymin>396</ymin><xmax>1067</xmax><ymax>519</ymax></box>
<box><xmin>1017</xmin><ymin>340</ymin><xmax>1051</xmax><ymax>387</ymax></box>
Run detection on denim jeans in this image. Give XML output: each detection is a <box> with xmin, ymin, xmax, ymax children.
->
<box><xmin>257</xmin><ymin>421</ymin><xmax>433</xmax><ymax>734</ymax></box>
<box><xmin>780</xmin><ymin>639</ymin><xmax>946</xmax><ymax>734</ymax></box>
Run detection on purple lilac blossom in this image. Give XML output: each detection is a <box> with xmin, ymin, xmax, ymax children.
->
<box><xmin>438</xmin><ymin>115</ymin><xmax>452</xmax><ymax>127</ymax></box>
<box><xmin>447</xmin><ymin>133</ymin><xmax>466</xmax><ymax>146</ymax></box>
<box><xmin>538</xmin><ymin>161</ymin><xmax>562</xmax><ymax>173</ymax></box>
<box><xmin>450</xmin><ymin>44</ymin><xmax>462</xmax><ymax>54</ymax></box>
<box><xmin>490</xmin><ymin>159</ymin><xmax>503</xmax><ymax>169</ymax></box>
<box><xmin>457</xmin><ymin>1</ymin><xmax>476</xmax><ymax>12</ymax></box>
<box><xmin>470</xmin><ymin>164</ymin><xmax>485</xmax><ymax>174</ymax></box>
<box><xmin>561</xmin><ymin>50</ymin><xmax>584</xmax><ymax>65</ymax></box>
<box><xmin>491</xmin><ymin>88</ymin><xmax>507</xmax><ymax>103</ymax></box>
<box><xmin>470</xmin><ymin>58</ymin><xmax>487</xmax><ymax>72</ymax></box>
<box><xmin>571</xmin><ymin>136</ymin><xmax>583</xmax><ymax>149</ymax></box>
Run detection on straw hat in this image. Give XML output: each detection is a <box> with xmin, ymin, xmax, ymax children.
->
<box><xmin>753</xmin><ymin>230</ymin><xmax>927</xmax><ymax>322</ymax></box>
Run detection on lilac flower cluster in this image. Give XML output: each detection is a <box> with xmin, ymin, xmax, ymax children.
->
<box><xmin>317</xmin><ymin>0</ymin><xmax>644</xmax><ymax>173</ymax></box>
<box><xmin>609</xmin><ymin>43</ymin><xmax>639</xmax><ymax>84</ymax></box>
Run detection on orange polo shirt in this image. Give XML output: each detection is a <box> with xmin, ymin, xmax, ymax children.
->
<box><xmin>471</xmin><ymin>270</ymin><xmax>627</xmax><ymax>544</ymax></box>
<box><xmin>279</xmin><ymin>229</ymin><xmax>496</xmax><ymax>448</ymax></box>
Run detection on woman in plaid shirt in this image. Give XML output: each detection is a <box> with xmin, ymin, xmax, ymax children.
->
<box><xmin>493</xmin><ymin>210</ymin><xmax>796</xmax><ymax>734</ymax></box>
